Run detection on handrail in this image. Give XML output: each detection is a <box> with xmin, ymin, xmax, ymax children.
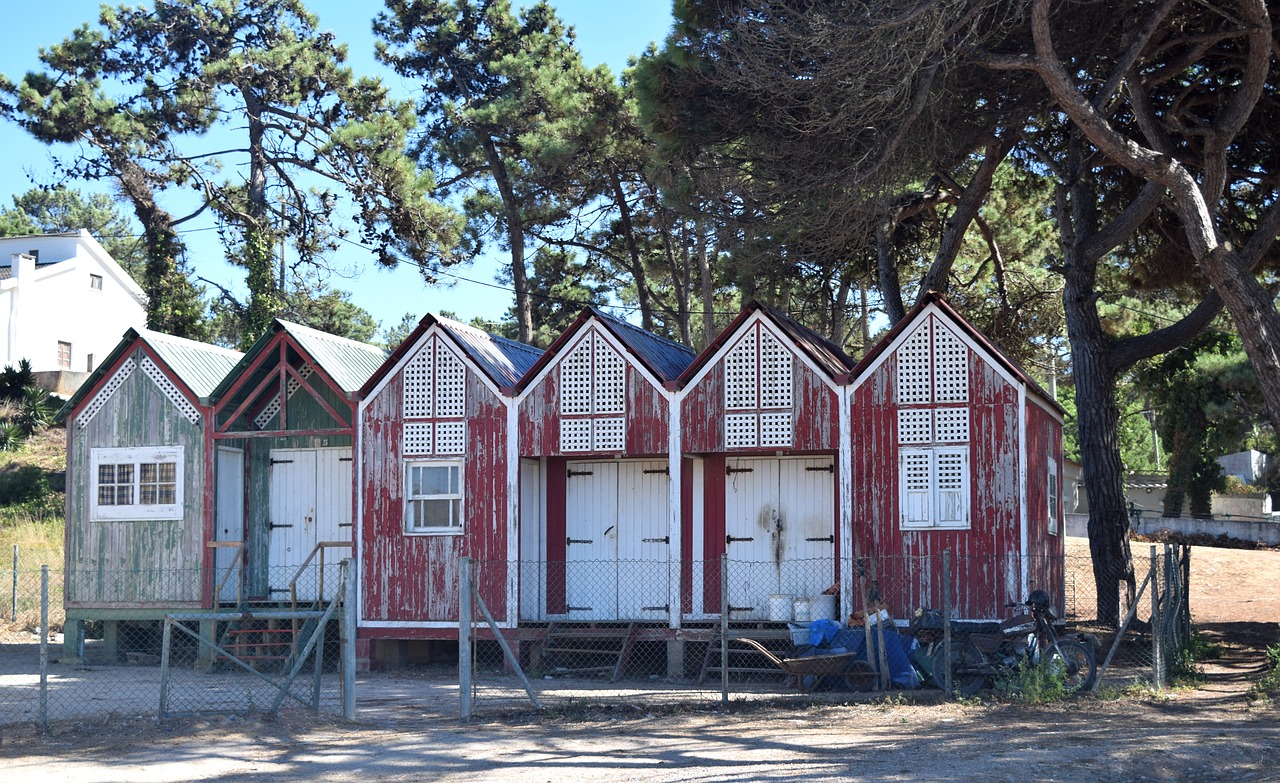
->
<box><xmin>287</xmin><ymin>540</ymin><xmax>353</xmax><ymax>612</ymax></box>
<box><xmin>206</xmin><ymin>541</ymin><xmax>245</xmax><ymax>607</ymax></box>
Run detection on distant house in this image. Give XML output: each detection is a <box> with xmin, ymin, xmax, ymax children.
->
<box><xmin>0</xmin><ymin>230</ymin><xmax>147</xmax><ymax>392</ymax></box>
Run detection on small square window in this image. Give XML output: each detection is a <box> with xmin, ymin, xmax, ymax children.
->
<box><xmin>89</xmin><ymin>274</ymin><xmax>103</xmax><ymax>290</ymax></box>
<box><xmin>90</xmin><ymin>447</ymin><xmax>183</xmax><ymax>521</ymax></box>
<box><xmin>405</xmin><ymin>460</ymin><xmax>463</xmax><ymax>534</ymax></box>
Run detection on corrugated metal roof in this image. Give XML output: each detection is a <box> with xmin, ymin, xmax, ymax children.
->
<box><xmin>55</xmin><ymin>328</ymin><xmax>242</xmax><ymax>423</ymax></box>
<box><xmin>436</xmin><ymin>316</ymin><xmax>543</xmax><ymax>387</ymax></box>
<box><xmin>142</xmin><ymin>331</ymin><xmax>243</xmax><ymax>398</ymax></box>
<box><xmin>276</xmin><ymin>320</ymin><xmax>388</xmax><ymax>394</ymax></box>
<box><xmin>592</xmin><ymin>309</ymin><xmax>696</xmax><ymax>383</ymax></box>
<box><xmin>751</xmin><ymin>302</ymin><xmax>855</xmax><ymax>377</ymax></box>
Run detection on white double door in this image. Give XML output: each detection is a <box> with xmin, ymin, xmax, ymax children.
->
<box><xmin>564</xmin><ymin>459</ymin><xmax>670</xmax><ymax>621</ymax></box>
<box><xmin>268</xmin><ymin>447</ymin><xmax>352</xmax><ymax>601</ymax></box>
<box><xmin>724</xmin><ymin>456</ymin><xmax>836</xmax><ymax>619</ymax></box>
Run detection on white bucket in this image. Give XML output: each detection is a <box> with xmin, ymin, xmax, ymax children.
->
<box><xmin>809</xmin><ymin>594</ymin><xmax>838</xmax><ymax>621</ymax></box>
<box><xmin>766</xmin><ymin>594</ymin><xmax>794</xmax><ymax>622</ymax></box>
<box><xmin>792</xmin><ymin>597</ymin><xmax>812</xmax><ymax>623</ymax></box>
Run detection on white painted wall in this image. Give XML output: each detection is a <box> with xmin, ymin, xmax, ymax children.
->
<box><xmin>0</xmin><ymin>231</ymin><xmax>146</xmax><ymax>373</ymax></box>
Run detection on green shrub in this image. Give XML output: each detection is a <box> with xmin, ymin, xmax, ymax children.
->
<box><xmin>0</xmin><ymin>465</ymin><xmax>55</xmax><ymax>507</ymax></box>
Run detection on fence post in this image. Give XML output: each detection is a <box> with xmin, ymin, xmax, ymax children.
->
<box><xmin>720</xmin><ymin>553</ymin><xmax>729</xmax><ymax>705</ymax></box>
<box><xmin>459</xmin><ymin>556</ymin><xmax>473</xmax><ymax>722</ymax></box>
<box><xmin>39</xmin><ymin>564</ymin><xmax>48</xmax><ymax>729</ymax></box>
<box><xmin>1181</xmin><ymin>545</ymin><xmax>1192</xmax><ymax>649</ymax></box>
<box><xmin>159</xmin><ymin>617</ymin><xmax>173</xmax><ymax>720</ymax></box>
<box><xmin>941</xmin><ymin>550</ymin><xmax>952</xmax><ymax>696</ymax></box>
<box><xmin>1150</xmin><ymin>545</ymin><xmax>1162</xmax><ymax>690</ymax></box>
<box><xmin>341</xmin><ymin>558</ymin><xmax>356</xmax><ymax>720</ymax></box>
<box><xmin>11</xmin><ymin>545</ymin><xmax>16</xmax><ymax>621</ymax></box>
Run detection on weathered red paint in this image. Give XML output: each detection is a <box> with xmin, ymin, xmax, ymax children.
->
<box><xmin>360</xmin><ymin>349</ymin><xmax>512</xmax><ymax>632</ymax></box>
<box><xmin>544</xmin><ymin>457</ymin><xmax>568</xmax><ymax>614</ymax></box>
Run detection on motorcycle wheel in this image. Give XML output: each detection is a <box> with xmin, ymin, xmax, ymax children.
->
<box><xmin>1046</xmin><ymin>639</ymin><xmax>1096</xmax><ymax>693</ymax></box>
<box><xmin>930</xmin><ymin>641</ymin><xmax>987</xmax><ymax>696</ymax></box>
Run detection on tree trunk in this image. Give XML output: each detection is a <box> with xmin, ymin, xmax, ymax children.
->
<box><xmin>609</xmin><ymin>169</ymin><xmax>654</xmax><ymax>332</ymax></box>
<box><xmin>699</xmin><ymin>224</ymin><xmax>715</xmax><ymax>349</ymax></box>
<box><xmin>478</xmin><ymin>135</ymin><xmax>533</xmax><ymax>343</ymax></box>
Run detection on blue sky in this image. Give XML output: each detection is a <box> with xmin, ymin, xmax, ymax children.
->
<box><xmin>0</xmin><ymin>1</ymin><xmax>675</xmax><ymax>337</ymax></box>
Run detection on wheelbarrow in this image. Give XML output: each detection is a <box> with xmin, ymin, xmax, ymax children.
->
<box><xmin>731</xmin><ymin>637</ymin><xmax>877</xmax><ymax>691</ymax></box>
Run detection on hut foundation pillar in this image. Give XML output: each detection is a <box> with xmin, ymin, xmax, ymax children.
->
<box><xmin>61</xmin><ymin>618</ymin><xmax>85</xmax><ymax>665</ymax></box>
<box><xmin>666</xmin><ymin>639</ymin><xmax>685</xmax><ymax>679</ymax></box>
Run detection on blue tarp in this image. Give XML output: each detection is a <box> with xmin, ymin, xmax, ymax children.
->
<box><xmin>806</xmin><ymin>621</ymin><xmax>921</xmax><ymax>689</ymax></box>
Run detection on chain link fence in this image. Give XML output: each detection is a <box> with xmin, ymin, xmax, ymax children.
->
<box><xmin>462</xmin><ymin>546</ymin><xmax>1191</xmax><ymax>716</ymax></box>
<box><xmin>0</xmin><ymin>562</ymin><xmax>354</xmax><ymax>728</ymax></box>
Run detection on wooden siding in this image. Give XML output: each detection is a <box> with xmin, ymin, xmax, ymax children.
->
<box><xmin>1025</xmin><ymin>400</ymin><xmax>1065</xmax><ymax>605</ymax></box>
<box><xmin>66</xmin><ymin>346</ymin><xmax>205</xmax><ymax>608</ymax></box>
<box><xmin>850</xmin><ymin>349</ymin><xmax>1023</xmax><ymax>620</ymax></box>
<box><xmin>360</xmin><ymin>366</ymin><xmax>510</xmax><ymax>626</ymax></box>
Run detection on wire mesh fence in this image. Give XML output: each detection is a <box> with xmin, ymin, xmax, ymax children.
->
<box><xmin>0</xmin><ymin>562</ymin><xmax>353</xmax><ymax>728</ymax></box>
<box><xmin>462</xmin><ymin>546</ymin><xmax>1192</xmax><ymax>716</ymax></box>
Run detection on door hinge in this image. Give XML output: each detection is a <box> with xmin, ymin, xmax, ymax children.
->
<box><xmin>566</xmin><ymin>469</ymin><xmax>594</xmax><ymax>477</ymax></box>
<box><xmin>270</xmin><ymin>523</ymin><xmax>295</xmax><ymax>530</ymax></box>
<box><xmin>566</xmin><ymin>537</ymin><xmax>593</xmax><ymax>545</ymax></box>
<box><xmin>566</xmin><ymin>605</ymin><xmax>592</xmax><ymax>612</ymax></box>
<box><xmin>806</xmin><ymin>464</ymin><xmax>835</xmax><ymax>473</ymax></box>
<box><xmin>641</xmin><ymin>604</ymin><xmax>670</xmax><ymax>612</ymax></box>
<box><xmin>726</xmin><ymin>534</ymin><xmax>754</xmax><ymax>545</ymax></box>
<box><xmin>270</xmin><ymin>458</ymin><xmax>294</xmax><ymax>465</ymax></box>
<box><xmin>642</xmin><ymin>536</ymin><xmax>670</xmax><ymax>544</ymax></box>
<box><xmin>339</xmin><ymin>457</ymin><xmax>353</xmax><ymax>463</ymax></box>
<box><xmin>728</xmin><ymin>605</ymin><xmax>754</xmax><ymax>614</ymax></box>
<box><xmin>726</xmin><ymin>466</ymin><xmax>754</xmax><ymax>474</ymax></box>
<box><xmin>338</xmin><ymin>522</ymin><xmax>353</xmax><ymax>528</ymax></box>
<box><xmin>806</xmin><ymin>535</ymin><xmax>835</xmax><ymax>543</ymax></box>
<box><xmin>643</xmin><ymin>467</ymin><xmax>670</xmax><ymax>475</ymax></box>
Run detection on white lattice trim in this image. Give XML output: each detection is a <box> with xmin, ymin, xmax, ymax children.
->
<box><xmin>724</xmin><ymin>331</ymin><xmax>758</xmax><ymax>410</ymax></box>
<box><xmin>934</xmin><ymin>407</ymin><xmax>969</xmax><ymax>442</ymax></box>
<box><xmin>593</xmin><ymin>336</ymin><xmax>626</xmax><ymax>415</ymax></box>
<box><xmin>434</xmin><ymin>421</ymin><xmax>466</xmax><ymax>454</ymax></box>
<box><xmin>897</xmin><ymin>409</ymin><xmax>933</xmax><ymax>444</ymax></box>
<box><xmin>725</xmin><ymin>412</ymin><xmax>757</xmax><ymax>449</ymax></box>
<box><xmin>897</xmin><ymin>323</ymin><xmax>932</xmax><ymax>405</ymax></box>
<box><xmin>403</xmin><ymin>340</ymin><xmax>434</xmax><ymax>418</ymax></box>
<box><xmin>434</xmin><ymin>343</ymin><xmax>467</xmax><ymax>417</ymax></box>
<box><xmin>403</xmin><ymin>421</ymin><xmax>432</xmax><ymax>455</ymax></box>
<box><xmin>255</xmin><ymin>365</ymin><xmax>313</xmax><ymax>429</ymax></box>
<box><xmin>560</xmin><ymin>418</ymin><xmax>593</xmax><ymax>452</ymax></box>
<box><xmin>78</xmin><ymin>358</ymin><xmax>137</xmax><ymax>429</ymax></box>
<box><xmin>140</xmin><ymin>356</ymin><xmax>199</xmax><ymax>425</ymax></box>
<box><xmin>758</xmin><ymin>411</ymin><xmax>793</xmax><ymax>447</ymax></box>
<box><xmin>559</xmin><ymin>337</ymin><xmax>594</xmax><ymax>415</ymax></box>
<box><xmin>593</xmin><ymin>416</ymin><xmax>625</xmax><ymax>451</ymax></box>
<box><xmin>758</xmin><ymin>329</ymin><xmax>792</xmax><ymax>409</ymax></box>
<box><xmin>933</xmin><ymin>320</ymin><xmax>969</xmax><ymax>402</ymax></box>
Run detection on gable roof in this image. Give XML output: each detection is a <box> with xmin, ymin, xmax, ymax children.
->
<box><xmin>55</xmin><ymin>328</ymin><xmax>243</xmax><ymax>423</ymax></box>
<box><xmin>676</xmin><ymin>300</ymin><xmax>856</xmax><ymax>387</ymax></box>
<box><xmin>845</xmin><ymin>291</ymin><xmax>1064</xmax><ymax>415</ymax></box>
<box><xmin>360</xmin><ymin>313</ymin><xmax>544</xmax><ymax>397</ymax></box>
<box><xmin>515</xmin><ymin>307</ymin><xmax>696</xmax><ymax>393</ymax></box>
<box><xmin>0</xmin><ymin>229</ymin><xmax>147</xmax><ymax>304</ymax></box>
<box><xmin>211</xmin><ymin>319</ymin><xmax>388</xmax><ymax>402</ymax></box>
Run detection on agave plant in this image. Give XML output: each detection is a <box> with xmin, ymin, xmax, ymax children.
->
<box><xmin>0</xmin><ymin>420</ymin><xmax>24</xmax><ymax>451</ymax></box>
<box><xmin>16</xmin><ymin>386</ymin><xmax>53</xmax><ymax>436</ymax></box>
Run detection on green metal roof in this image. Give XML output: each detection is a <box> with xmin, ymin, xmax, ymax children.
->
<box><xmin>143</xmin><ymin>330</ymin><xmax>244</xmax><ymax>398</ymax></box>
<box><xmin>275</xmin><ymin>319</ymin><xmax>388</xmax><ymax>394</ymax></box>
<box><xmin>55</xmin><ymin>328</ymin><xmax>243</xmax><ymax>423</ymax></box>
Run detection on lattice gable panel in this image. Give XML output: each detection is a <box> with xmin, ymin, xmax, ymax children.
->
<box><xmin>757</xmin><ymin>327</ymin><xmax>793</xmax><ymax>409</ymax></box>
<box><xmin>896</xmin><ymin>321</ymin><xmax>932</xmax><ymax>405</ymax></box>
<box><xmin>897</xmin><ymin>409</ymin><xmax>932</xmax><ymax>444</ymax></box>
<box><xmin>140</xmin><ymin>357</ymin><xmax>199</xmax><ymax>425</ymax></box>
<box><xmin>932</xmin><ymin>320</ymin><xmax>969</xmax><ymax>403</ymax></box>
<box><xmin>592</xmin><ymin>333</ymin><xmax>626</xmax><ymax>415</ymax></box>
<box><xmin>934</xmin><ymin>407</ymin><xmax>969</xmax><ymax>442</ymax></box>
<box><xmin>433</xmin><ymin>339</ymin><xmax>467</xmax><ymax>417</ymax></box>
<box><xmin>402</xmin><ymin>338</ymin><xmax>435</xmax><ymax>418</ymax></box>
<box><xmin>559</xmin><ymin>334</ymin><xmax>594</xmax><ymax>415</ymax></box>
<box><xmin>76</xmin><ymin>358</ymin><xmax>136</xmax><ymax>429</ymax></box>
<box><xmin>255</xmin><ymin>365</ymin><xmax>314</xmax><ymax>430</ymax></box>
<box><xmin>724</xmin><ymin>329</ymin><xmax>758</xmax><ymax>410</ymax></box>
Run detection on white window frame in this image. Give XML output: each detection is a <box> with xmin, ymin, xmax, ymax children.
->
<box><xmin>1047</xmin><ymin>458</ymin><xmax>1060</xmax><ymax>535</ymax></box>
<box><xmin>90</xmin><ymin>446</ymin><xmax>184</xmax><ymax>521</ymax></box>
<box><xmin>404</xmin><ymin>459</ymin><xmax>464</xmax><ymax>535</ymax></box>
<box><xmin>899</xmin><ymin>445</ymin><xmax>970</xmax><ymax>530</ymax></box>
<box><xmin>89</xmin><ymin>273</ymin><xmax>103</xmax><ymax>290</ymax></box>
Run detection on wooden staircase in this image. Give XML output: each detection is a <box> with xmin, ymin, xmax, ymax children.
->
<box><xmin>697</xmin><ymin>627</ymin><xmax>794</xmax><ymax>685</ymax></box>
<box><xmin>216</xmin><ymin>615</ymin><xmax>319</xmax><ymax>670</ymax></box>
<box><xmin>537</xmin><ymin>622</ymin><xmax>637</xmax><ymax>681</ymax></box>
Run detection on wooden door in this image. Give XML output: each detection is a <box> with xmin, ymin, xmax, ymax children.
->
<box><xmin>564</xmin><ymin>461</ymin><xmax>619</xmax><ymax>619</ymax></box>
<box><xmin>214</xmin><ymin>447</ymin><xmax>245</xmax><ymax>603</ymax></box>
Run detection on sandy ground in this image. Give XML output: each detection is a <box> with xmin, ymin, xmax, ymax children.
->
<box><xmin>2</xmin><ymin>540</ymin><xmax>1278</xmax><ymax>782</ymax></box>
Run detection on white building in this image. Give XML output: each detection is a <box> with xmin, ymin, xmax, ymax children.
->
<box><xmin>0</xmin><ymin>230</ymin><xmax>147</xmax><ymax>389</ymax></box>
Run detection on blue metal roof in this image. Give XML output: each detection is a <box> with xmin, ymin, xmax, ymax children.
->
<box><xmin>435</xmin><ymin>316</ymin><xmax>544</xmax><ymax>387</ymax></box>
<box><xmin>591</xmin><ymin>309</ymin><xmax>696</xmax><ymax>383</ymax></box>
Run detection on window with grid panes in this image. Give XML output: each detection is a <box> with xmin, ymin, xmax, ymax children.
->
<box><xmin>90</xmin><ymin>447</ymin><xmax>183</xmax><ymax>521</ymax></box>
<box><xmin>1047</xmin><ymin>458</ymin><xmax>1060</xmax><ymax>535</ymax></box>
<box><xmin>896</xmin><ymin>316</ymin><xmax>970</xmax><ymax>529</ymax></box>
<box><xmin>560</xmin><ymin>330</ymin><xmax>627</xmax><ymax>452</ymax></box>
<box><xmin>404</xmin><ymin>460</ymin><xmax>463</xmax><ymax>533</ymax></box>
<box><xmin>723</xmin><ymin>323</ymin><xmax>793</xmax><ymax>448</ymax></box>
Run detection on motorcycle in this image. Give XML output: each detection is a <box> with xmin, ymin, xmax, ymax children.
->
<box><xmin>930</xmin><ymin>589</ymin><xmax>1098</xmax><ymax>697</ymax></box>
